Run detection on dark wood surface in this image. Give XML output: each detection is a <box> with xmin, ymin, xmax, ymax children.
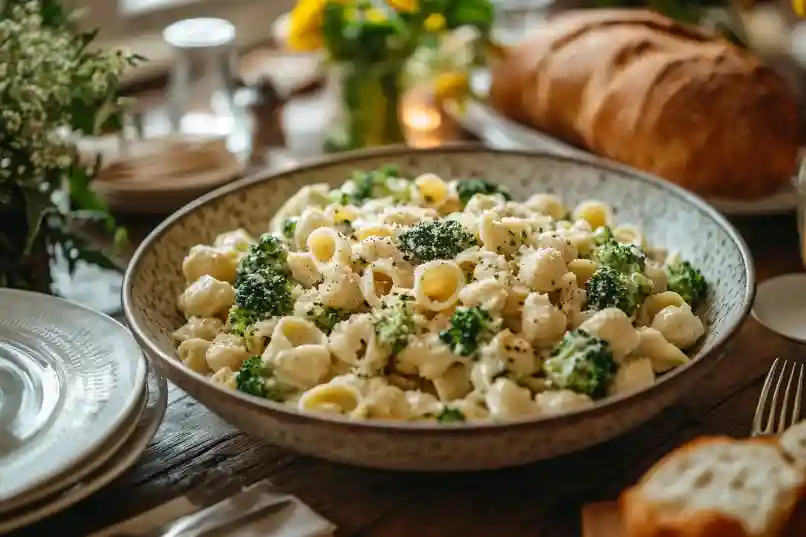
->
<box><xmin>10</xmin><ymin>49</ymin><xmax>806</xmax><ymax>537</ymax></box>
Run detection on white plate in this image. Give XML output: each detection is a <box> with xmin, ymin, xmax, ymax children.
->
<box><xmin>0</xmin><ymin>357</ymin><xmax>168</xmax><ymax>534</ymax></box>
<box><xmin>1</xmin><ymin>374</ymin><xmax>147</xmax><ymax>513</ymax></box>
<box><xmin>0</xmin><ymin>289</ymin><xmax>147</xmax><ymax>505</ymax></box>
<box><xmin>448</xmin><ymin>70</ymin><xmax>801</xmax><ymax>216</ymax></box>
<box><xmin>752</xmin><ymin>273</ymin><xmax>806</xmax><ymax>343</ymax></box>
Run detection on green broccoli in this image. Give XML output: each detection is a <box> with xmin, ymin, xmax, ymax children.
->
<box><xmin>236</xmin><ymin>356</ymin><xmax>285</xmax><ymax>401</ymax></box>
<box><xmin>543</xmin><ymin>329</ymin><xmax>617</xmax><ymax>398</ymax></box>
<box><xmin>455</xmin><ymin>178</ymin><xmax>512</xmax><ymax>206</ymax></box>
<box><xmin>585</xmin><ymin>266</ymin><xmax>652</xmax><ymax>316</ymax></box>
<box><xmin>281</xmin><ymin>217</ymin><xmax>298</xmax><ymax>240</ymax></box>
<box><xmin>436</xmin><ymin>407</ymin><xmax>466</xmax><ymax>423</ymax></box>
<box><xmin>397</xmin><ymin>219</ymin><xmax>477</xmax><ymax>262</ymax></box>
<box><xmin>342</xmin><ymin>164</ymin><xmax>411</xmax><ymax>205</ymax></box>
<box><xmin>306</xmin><ymin>304</ymin><xmax>350</xmax><ymax>334</ymax></box>
<box><xmin>666</xmin><ymin>259</ymin><xmax>708</xmax><ymax>308</ymax></box>
<box><xmin>375</xmin><ymin>297</ymin><xmax>416</xmax><ymax>356</ymax></box>
<box><xmin>228</xmin><ymin>268</ymin><xmax>293</xmax><ymax>335</ymax></box>
<box><xmin>439</xmin><ymin>306</ymin><xmax>497</xmax><ymax>357</ymax></box>
<box><xmin>235</xmin><ymin>233</ymin><xmax>289</xmax><ymax>285</ymax></box>
<box><xmin>592</xmin><ymin>226</ymin><xmax>613</xmax><ymax>246</ymax></box>
<box><xmin>594</xmin><ymin>240</ymin><xmax>646</xmax><ymax>274</ymax></box>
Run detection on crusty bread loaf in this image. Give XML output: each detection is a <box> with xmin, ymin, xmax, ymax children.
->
<box><xmin>488</xmin><ymin>9</ymin><xmax>800</xmax><ymax>200</ymax></box>
<box><xmin>620</xmin><ymin>434</ymin><xmax>806</xmax><ymax>537</ymax></box>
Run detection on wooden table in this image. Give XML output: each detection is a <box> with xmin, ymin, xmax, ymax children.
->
<box><xmin>11</xmin><ymin>60</ymin><xmax>806</xmax><ymax>537</ymax></box>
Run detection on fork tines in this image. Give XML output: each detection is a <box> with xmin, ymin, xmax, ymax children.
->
<box><xmin>753</xmin><ymin>358</ymin><xmax>805</xmax><ymax>437</ymax></box>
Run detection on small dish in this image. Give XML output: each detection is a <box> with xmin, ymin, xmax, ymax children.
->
<box><xmin>752</xmin><ymin>273</ymin><xmax>806</xmax><ymax>343</ymax></box>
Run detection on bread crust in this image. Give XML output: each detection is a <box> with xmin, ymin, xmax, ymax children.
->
<box><xmin>620</xmin><ymin>436</ymin><xmax>804</xmax><ymax>537</ymax></box>
<box><xmin>488</xmin><ymin>9</ymin><xmax>799</xmax><ymax>200</ymax></box>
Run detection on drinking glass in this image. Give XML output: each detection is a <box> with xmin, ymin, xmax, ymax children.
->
<box><xmin>162</xmin><ymin>18</ymin><xmax>251</xmax><ymax>155</ymax></box>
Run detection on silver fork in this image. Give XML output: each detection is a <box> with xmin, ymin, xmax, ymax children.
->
<box><xmin>752</xmin><ymin>358</ymin><xmax>805</xmax><ymax>437</ymax></box>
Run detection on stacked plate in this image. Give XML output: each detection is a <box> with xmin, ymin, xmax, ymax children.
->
<box><xmin>0</xmin><ymin>289</ymin><xmax>168</xmax><ymax>533</ymax></box>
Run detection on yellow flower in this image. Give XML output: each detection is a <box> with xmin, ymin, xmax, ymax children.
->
<box><xmin>424</xmin><ymin>13</ymin><xmax>445</xmax><ymax>32</ymax></box>
<box><xmin>434</xmin><ymin>70</ymin><xmax>470</xmax><ymax>102</ymax></box>
<box><xmin>287</xmin><ymin>0</ymin><xmax>327</xmax><ymax>52</ymax></box>
<box><xmin>386</xmin><ymin>0</ymin><xmax>418</xmax><ymax>13</ymax></box>
<box><xmin>795</xmin><ymin>0</ymin><xmax>806</xmax><ymax>17</ymax></box>
<box><xmin>365</xmin><ymin>8</ymin><xmax>387</xmax><ymax>23</ymax></box>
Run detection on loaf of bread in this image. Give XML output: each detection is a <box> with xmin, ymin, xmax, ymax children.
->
<box><xmin>488</xmin><ymin>9</ymin><xmax>800</xmax><ymax>200</ymax></box>
<box><xmin>620</xmin><ymin>422</ymin><xmax>806</xmax><ymax>537</ymax></box>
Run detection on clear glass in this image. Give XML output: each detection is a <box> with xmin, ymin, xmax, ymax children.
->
<box><xmin>163</xmin><ymin>18</ymin><xmax>251</xmax><ymax>155</ymax></box>
<box><xmin>491</xmin><ymin>0</ymin><xmax>553</xmax><ymax>46</ymax></box>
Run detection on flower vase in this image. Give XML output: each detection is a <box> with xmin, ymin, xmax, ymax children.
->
<box><xmin>325</xmin><ymin>61</ymin><xmax>407</xmax><ymax>153</ymax></box>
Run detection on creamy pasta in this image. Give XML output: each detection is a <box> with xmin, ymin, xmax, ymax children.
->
<box><xmin>172</xmin><ymin>166</ymin><xmax>709</xmax><ymax>423</ymax></box>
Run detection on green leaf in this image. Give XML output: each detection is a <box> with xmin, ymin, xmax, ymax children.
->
<box><xmin>19</xmin><ymin>185</ymin><xmax>52</xmax><ymax>256</ymax></box>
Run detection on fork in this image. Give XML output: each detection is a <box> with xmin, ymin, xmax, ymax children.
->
<box><xmin>752</xmin><ymin>358</ymin><xmax>805</xmax><ymax>437</ymax></box>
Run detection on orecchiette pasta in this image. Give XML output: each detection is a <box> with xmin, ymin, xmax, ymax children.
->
<box><xmin>413</xmin><ymin>260</ymin><xmax>465</xmax><ymax>311</ymax></box>
<box><xmin>178</xmin><ymin>275</ymin><xmax>235</xmax><ymax>318</ymax></box>
<box><xmin>173</xmin><ymin>169</ymin><xmax>709</xmax><ymax>423</ymax></box>
<box><xmin>182</xmin><ymin>245</ymin><xmax>238</xmax><ymax>283</ymax></box>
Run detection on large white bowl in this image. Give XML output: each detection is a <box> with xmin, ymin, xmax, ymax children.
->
<box><xmin>123</xmin><ymin>145</ymin><xmax>755</xmax><ymax>471</ymax></box>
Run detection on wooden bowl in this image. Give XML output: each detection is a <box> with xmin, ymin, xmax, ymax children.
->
<box><xmin>122</xmin><ymin>145</ymin><xmax>754</xmax><ymax>471</ymax></box>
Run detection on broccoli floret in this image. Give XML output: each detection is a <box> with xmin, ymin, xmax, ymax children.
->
<box><xmin>439</xmin><ymin>306</ymin><xmax>496</xmax><ymax>357</ymax></box>
<box><xmin>228</xmin><ymin>268</ymin><xmax>293</xmax><ymax>335</ymax></box>
<box><xmin>236</xmin><ymin>356</ymin><xmax>285</xmax><ymax>401</ymax></box>
<box><xmin>375</xmin><ymin>298</ymin><xmax>416</xmax><ymax>356</ymax></box>
<box><xmin>592</xmin><ymin>226</ymin><xmax>613</xmax><ymax>246</ymax></box>
<box><xmin>436</xmin><ymin>407</ymin><xmax>466</xmax><ymax>423</ymax></box>
<box><xmin>342</xmin><ymin>164</ymin><xmax>410</xmax><ymax>205</ymax></box>
<box><xmin>281</xmin><ymin>217</ymin><xmax>298</xmax><ymax>240</ymax></box>
<box><xmin>306</xmin><ymin>304</ymin><xmax>350</xmax><ymax>334</ymax></box>
<box><xmin>585</xmin><ymin>266</ymin><xmax>652</xmax><ymax>316</ymax></box>
<box><xmin>236</xmin><ymin>233</ymin><xmax>289</xmax><ymax>285</ymax></box>
<box><xmin>594</xmin><ymin>240</ymin><xmax>646</xmax><ymax>274</ymax></box>
<box><xmin>543</xmin><ymin>329</ymin><xmax>617</xmax><ymax>398</ymax></box>
<box><xmin>455</xmin><ymin>178</ymin><xmax>512</xmax><ymax>206</ymax></box>
<box><xmin>666</xmin><ymin>259</ymin><xmax>708</xmax><ymax>308</ymax></box>
<box><xmin>397</xmin><ymin>219</ymin><xmax>477</xmax><ymax>262</ymax></box>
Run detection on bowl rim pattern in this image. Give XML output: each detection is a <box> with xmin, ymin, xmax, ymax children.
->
<box><xmin>123</xmin><ymin>143</ymin><xmax>756</xmax><ymax>435</ymax></box>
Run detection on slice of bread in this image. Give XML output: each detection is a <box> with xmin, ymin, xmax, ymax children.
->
<box><xmin>781</xmin><ymin>421</ymin><xmax>806</xmax><ymax>470</ymax></box>
<box><xmin>621</xmin><ymin>436</ymin><xmax>806</xmax><ymax>537</ymax></box>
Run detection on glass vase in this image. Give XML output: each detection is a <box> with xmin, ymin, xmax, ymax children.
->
<box><xmin>325</xmin><ymin>60</ymin><xmax>407</xmax><ymax>153</ymax></box>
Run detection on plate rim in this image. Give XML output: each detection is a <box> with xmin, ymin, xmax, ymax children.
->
<box><xmin>0</xmin><ymin>372</ymin><xmax>148</xmax><ymax>513</ymax></box>
<box><xmin>0</xmin><ymin>356</ymin><xmax>167</xmax><ymax>534</ymax></box>
<box><xmin>0</xmin><ymin>288</ymin><xmax>147</xmax><ymax>503</ymax></box>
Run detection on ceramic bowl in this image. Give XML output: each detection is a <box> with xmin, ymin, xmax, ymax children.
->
<box><xmin>123</xmin><ymin>145</ymin><xmax>755</xmax><ymax>471</ymax></box>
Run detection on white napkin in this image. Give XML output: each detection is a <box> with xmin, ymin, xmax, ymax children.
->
<box><xmin>88</xmin><ymin>479</ymin><xmax>335</xmax><ymax>537</ymax></box>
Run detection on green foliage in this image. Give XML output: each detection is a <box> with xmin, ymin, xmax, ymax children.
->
<box><xmin>436</xmin><ymin>406</ymin><xmax>466</xmax><ymax>423</ymax></box>
<box><xmin>438</xmin><ymin>306</ymin><xmax>496</xmax><ymax>357</ymax></box>
<box><xmin>666</xmin><ymin>259</ymin><xmax>708</xmax><ymax>308</ymax></box>
<box><xmin>0</xmin><ymin>0</ymin><xmax>141</xmax><ymax>291</ymax></box>
<box><xmin>543</xmin><ymin>329</ymin><xmax>617</xmax><ymax>398</ymax></box>
<box><xmin>455</xmin><ymin>178</ymin><xmax>512</xmax><ymax>207</ymax></box>
<box><xmin>398</xmin><ymin>219</ymin><xmax>477</xmax><ymax>262</ymax></box>
<box><xmin>586</xmin><ymin>266</ymin><xmax>652</xmax><ymax>316</ymax></box>
<box><xmin>375</xmin><ymin>296</ymin><xmax>416</xmax><ymax>356</ymax></box>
